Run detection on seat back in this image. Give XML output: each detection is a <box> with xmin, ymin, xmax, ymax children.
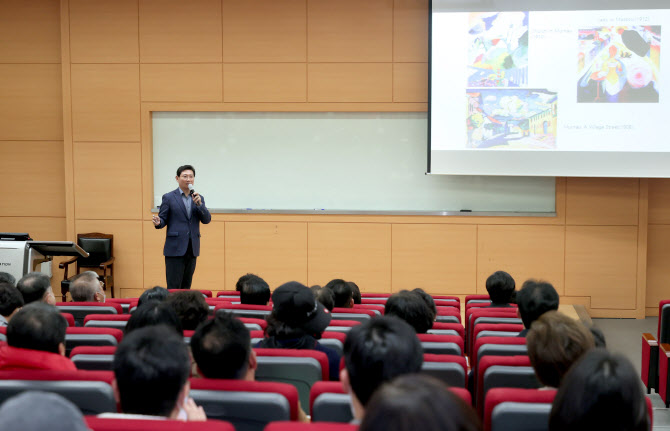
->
<box><xmin>264</xmin><ymin>421</ymin><xmax>358</xmax><ymax>431</ymax></box>
<box><xmin>84</xmin><ymin>314</ymin><xmax>130</xmax><ymax>329</ymax></box>
<box><xmin>430</xmin><ymin>322</ymin><xmax>465</xmax><ymax>338</ymax></box>
<box><xmin>169</xmin><ymin>289</ymin><xmax>213</xmax><ymax>297</ymax></box>
<box><xmin>310</xmin><ymin>381</ymin><xmax>351</xmax><ymax>423</ymax></box>
<box><xmin>70</xmin><ymin>346</ymin><xmax>117</xmax><ymax>371</ymax></box>
<box><xmin>86</xmin><ymin>417</ymin><xmax>235</xmax><ymax>431</ymax></box>
<box><xmin>331</xmin><ymin>308</ymin><xmax>375</xmax><ymax>323</ymax></box>
<box><xmin>472</xmin><ymin>336</ymin><xmax>527</xmax><ymax>372</ymax></box>
<box><xmin>56</xmin><ymin>302</ymin><xmax>122</xmax><ymax>326</ymax></box>
<box><xmin>351</xmin><ymin>304</ymin><xmax>383</xmax><ymax>315</ymax></box>
<box><xmin>476</xmin><ymin>356</ymin><xmax>540</xmax><ymax>414</ymax></box>
<box><xmin>215</xmin><ymin>304</ymin><xmax>272</xmax><ymax>319</ymax></box>
<box><xmin>105</xmin><ymin>298</ymin><xmax>135</xmax><ymax>313</ymax></box>
<box><xmin>65</xmin><ymin>327</ymin><xmax>123</xmax><ymax>356</ymax></box>
<box><xmin>422</xmin><ymin>353</ymin><xmax>467</xmax><ymax>387</ymax></box>
<box><xmin>484</xmin><ymin>388</ymin><xmax>556</xmax><ymax>431</ymax></box>
<box><xmin>78</xmin><ymin>233</ymin><xmax>112</xmax><ymax>267</ymax></box>
<box><xmin>417</xmin><ymin>333</ymin><xmax>464</xmax><ymax>356</ymax></box>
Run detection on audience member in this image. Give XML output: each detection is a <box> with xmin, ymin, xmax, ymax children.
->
<box><xmin>0</xmin><ymin>303</ymin><xmax>76</xmax><ymax>370</ymax></box>
<box><xmin>384</xmin><ymin>290</ymin><xmax>433</xmax><ymax>333</ymax></box>
<box><xmin>0</xmin><ymin>282</ymin><xmax>23</xmax><ymax>326</ymax></box>
<box><xmin>526</xmin><ymin>310</ymin><xmax>595</xmax><ymax>388</ymax></box>
<box><xmin>361</xmin><ymin>374</ymin><xmax>481</xmax><ymax>431</ymax></box>
<box><xmin>485</xmin><ymin>270</ymin><xmax>515</xmax><ymax>307</ymax></box>
<box><xmin>138</xmin><ymin>285</ymin><xmax>169</xmax><ymax>307</ymax></box>
<box><xmin>0</xmin><ymin>391</ymin><xmax>89</xmax><ymax>431</ymax></box>
<box><xmin>325</xmin><ymin>278</ymin><xmax>354</xmax><ymax>308</ymax></box>
<box><xmin>549</xmin><ymin>349</ymin><xmax>649</xmax><ymax>431</ymax></box>
<box><xmin>311</xmin><ymin>285</ymin><xmax>335</xmax><ymax>311</ymax></box>
<box><xmin>0</xmin><ymin>271</ymin><xmax>16</xmax><ymax>287</ymax></box>
<box><xmin>235</xmin><ymin>273</ymin><xmax>255</xmax><ymax>292</ymax></box>
<box><xmin>124</xmin><ymin>301</ymin><xmax>183</xmax><ymax>336</ymax></box>
<box><xmin>412</xmin><ymin>288</ymin><xmax>437</xmax><ymax>322</ymax></box>
<box><xmin>238</xmin><ymin>273</ymin><xmax>271</xmax><ymax>305</ymax></box>
<box><xmin>342</xmin><ymin>316</ymin><xmax>424</xmax><ymax>421</ymax></box>
<box><xmin>257</xmin><ymin>281</ymin><xmax>340</xmax><ymax>380</ymax></box>
<box><xmin>165</xmin><ymin>290</ymin><xmax>209</xmax><ymax>331</ymax></box>
<box><xmin>69</xmin><ymin>271</ymin><xmax>105</xmax><ymax>302</ymax></box>
<box><xmin>348</xmin><ymin>281</ymin><xmax>362</xmax><ymax>304</ymax></box>
<box><xmin>16</xmin><ymin>272</ymin><xmax>55</xmax><ymax>305</ymax></box>
<box><xmin>108</xmin><ymin>325</ymin><xmax>205</xmax><ymax>421</ymax></box>
<box><xmin>516</xmin><ymin>279</ymin><xmax>559</xmax><ymax>336</ymax></box>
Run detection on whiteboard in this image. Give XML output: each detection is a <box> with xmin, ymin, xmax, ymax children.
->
<box><xmin>152</xmin><ymin>112</ymin><xmax>555</xmax><ymax>213</ymax></box>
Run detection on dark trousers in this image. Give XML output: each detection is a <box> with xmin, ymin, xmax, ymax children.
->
<box><xmin>165</xmin><ymin>240</ymin><xmax>197</xmax><ymax>290</ymax></box>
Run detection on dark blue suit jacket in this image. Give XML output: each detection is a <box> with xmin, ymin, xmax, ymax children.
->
<box><xmin>155</xmin><ymin>188</ymin><xmax>211</xmax><ymax>257</ymax></box>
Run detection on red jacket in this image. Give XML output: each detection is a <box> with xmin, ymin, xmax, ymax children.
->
<box><xmin>0</xmin><ymin>345</ymin><xmax>77</xmax><ymax>371</ymax></box>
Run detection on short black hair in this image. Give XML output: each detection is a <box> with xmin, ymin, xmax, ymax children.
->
<box><xmin>176</xmin><ymin>165</ymin><xmax>195</xmax><ymax>177</ymax></box>
<box><xmin>165</xmin><ymin>291</ymin><xmax>209</xmax><ymax>331</ymax></box>
<box><xmin>384</xmin><ymin>290</ymin><xmax>433</xmax><ymax>333</ymax></box>
<box><xmin>344</xmin><ymin>316</ymin><xmax>423</xmax><ymax>406</ymax></box>
<box><xmin>7</xmin><ymin>303</ymin><xmax>66</xmax><ymax>354</ymax></box>
<box><xmin>16</xmin><ymin>272</ymin><xmax>51</xmax><ymax>304</ymax></box>
<box><xmin>549</xmin><ymin>349</ymin><xmax>649</xmax><ymax>431</ymax></box>
<box><xmin>347</xmin><ymin>281</ymin><xmax>362</xmax><ymax>305</ymax></box>
<box><xmin>311</xmin><ymin>285</ymin><xmax>334</xmax><ymax>311</ymax></box>
<box><xmin>69</xmin><ymin>271</ymin><xmax>100</xmax><ymax>302</ymax></box>
<box><xmin>0</xmin><ymin>272</ymin><xmax>16</xmax><ymax>287</ymax></box>
<box><xmin>0</xmin><ymin>282</ymin><xmax>23</xmax><ymax>317</ymax></box>
<box><xmin>113</xmin><ymin>325</ymin><xmax>191</xmax><ymax>417</ymax></box>
<box><xmin>192</xmin><ymin>312</ymin><xmax>251</xmax><ymax>379</ymax></box>
<box><xmin>325</xmin><ymin>279</ymin><xmax>353</xmax><ymax>308</ymax></box>
<box><xmin>516</xmin><ymin>280</ymin><xmax>559</xmax><ymax>329</ymax></box>
<box><xmin>485</xmin><ymin>270</ymin><xmax>516</xmax><ymax>305</ymax></box>
<box><xmin>138</xmin><ymin>286</ymin><xmax>169</xmax><ymax>307</ymax></box>
<box><xmin>239</xmin><ymin>274</ymin><xmax>271</xmax><ymax>305</ymax></box>
<box><xmin>125</xmin><ymin>301</ymin><xmax>183</xmax><ymax>336</ymax></box>
<box><xmin>412</xmin><ymin>288</ymin><xmax>437</xmax><ymax>322</ymax></box>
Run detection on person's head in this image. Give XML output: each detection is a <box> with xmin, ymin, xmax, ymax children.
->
<box><xmin>191</xmin><ymin>312</ymin><xmax>256</xmax><ymax>381</ymax></box>
<box><xmin>266</xmin><ymin>281</ymin><xmax>332</xmax><ymax>339</ymax></box>
<box><xmin>238</xmin><ymin>274</ymin><xmax>271</xmax><ymax>305</ymax></box>
<box><xmin>69</xmin><ymin>271</ymin><xmax>105</xmax><ymax>303</ymax></box>
<box><xmin>516</xmin><ymin>280</ymin><xmax>559</xmax><ymax>329</ymax></box>
<box><xmin>384</xmin><ymin>290</ymin><xmax>433</xmax><ymax>333</ymax></box>
<box><xmin>342</xmin><ymin>316</ymin><xmax>424</xmax><ymax>419</ymax></box>
<box><xmin>113</xmin><ymin>325</ymin><xmax>191</xmax><ymax>418</ymax></box>
<box><xmin>176</xmin><ymin>164</ymin><xmax>195</xmax><ymax>191</ymax></box>
<box><xmin>0</xmin><ymin>282</ymin><xmax>23</xmax><ymax>320</ymax></box>
<box><xmin>165</xmin><ymin>290</ymin><xmax>209</xmax><ymax>331</ymax></box>
<box><xmin>311</xmin><ymin>285</ymin><xmax>335</xmax><ymax>311</ymax></box>
<box><xmin>0</xmin><ymin>391</ymin><xmax>89</xmax><ymax>431</ymax></box>
<box><xmin>138</xmin><ymin>286</ymin><xmax>169</xmax><ymax>307</ymax></box>
<box><xmin>348</xmin><ymin>281</ymin><xmax>362</xmax><ymax>305</ymax></box>
<box><xmin>0</xmin><ymin>271</ymin><xmax>16</xmax><ymax>287</ymax></box>
<box><xmin>485</xmin><ymin>270</ymin><xmax>515</xmax><ymax>305</ymax></box>
<box><xmin>361</xmin><ymin>374</ymin><xmax>482</xmax><ymax>431</ymax></box>
<box><xmin>549</xmin><ymin>349</ymin><xmax>649</xmax><ymax>431</ymax></box>
<box><xmin>16</xmin><ymin>272</ymin><xmax>55</xmax><ymax>305</ymax></box>
<box><xmin>526</xmin><ymin>311</ymin><xmax>595</xmax><ymax>388</ymax></box>
<box><xmin>324</xmin><ymin>278</ymin><xmax>354</xmax><ymax>308</ymax></box>
<box><xmin>411</xmin><ymin>288</ymin><xmax>437</xmax><ymax>322</ymax></box>
<box><xmin>124</xmin><ymin>301</ymin><xmax>183</xmax><ymax>336</ymax></box>
<box><xmin>7</xmin><ymin>302</ymin><xmax>67</xmax><ymax>355</ymax></box>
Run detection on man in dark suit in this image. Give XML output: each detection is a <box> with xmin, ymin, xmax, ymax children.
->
<box><xmin>152</xmin><ymin>165</ymin><xmax>211</xmax><ymax>290</ymax></box>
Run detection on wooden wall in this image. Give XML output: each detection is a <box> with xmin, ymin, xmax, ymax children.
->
<box><xmin>2</xmin><ymin>0</ymin><xmax>668</xmax><ymax>317</ymax></box>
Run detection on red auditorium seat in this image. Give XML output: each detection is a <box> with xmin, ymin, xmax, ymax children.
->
<box><xmin>239</xmin><ymin>317</ymin><xmax>268</xmax><ymax>331</ymax></box>
<box><xmin>214</xmin><ymin>303</ymin><xmax>272</xmax><ymax>319</ymax></box>
<box><xmin>483</xmin><ymin>388</ymin><xmax>556</xmax><ymax>431</ymax></box>
<box><xmin>83</xmin><ymin>314</ymin><xmax>130</xmax><ymax>329</ymax></box>
<box><xmin>351</xmin><ymin>304</ymin><xmax>384</xmax><ymax>315</ymax></box>
<box><xmin>168</xmin><ymin>288</ymin><xmax>213</xmax><ymax>297</ymax></box>
<box><xmin>435</xmin><ymin>307</ymin><xmax>461</xmax><ymax>324</ymax></box>
<box><xmin>70</xmin><ymin>346</ymin><xmax>116</xmax><ymax>370</ymax></box>
<box><xmin>86</xmin><ymin>416</ymin><xmax>236</xmax><ymax>431</ymax></box>
<box><xmin>466</xmin><ymin>308</ymin><xmax>520</xmax><ymax>354</ymax></box>
<box><xmin>326</xmin><ymin>320</ymin><xmax>360</xmax><ymax>332</ymax></box>
<box><xmin>361</xmin><ymin>292</ymin><xmax>391</xmax><ymax>298</ymax></box>
<box><xmin>432</xmin><ymin>295</ymin><xmax>461</xmax><ymax>310</ymax></box>
<box><xmin>61</xmin><ymin>312</ymin><xmax>75</xmax><ymax>327</ymax></box>
<box><xmin>264</xmin><ymin>421</ymin><xmax>357</xmax><ymax>431</ymax></box>
<box><xmin>65</xmin><ymin>327</ymin><xmax>124</xmax><ymax>356</ymax></box>
<box><xmin>642</xmin><ymin>300</ymin><xmax>670</xmax><ymax>393</ymax></box>
<box><xmin>105</xmin><ymin>298</ymin><xmax>135</xmax><ymax>313</ymax></box>
<box><xmin>465</xmin><ymin>294</ymin><xmax>491</xmax><ymax>305</ymax></box>
<box><xmin>56</xmin><ymin>302</ymin><xmax>123</xmax><ymax>326</ymax></box>
<box><xmin>217</xmin><ymin>290</ymin><xmax>240</xmax><ymax>300</ymax></box>
<box><xmin>360</xmin><ymin>298</ymin><xmax>387</xmax><ymax>305</ymax></box>
<box><xmin>469</xmin><ymin>323</ymin><xmax>524</xmax><ymax>358</ymax></box>
<box><xmin>471</xmin><ymin>336</ymin><xmax>527</xmax><ymax>374</ymax></box>
<box><xmin>417</xmin><ymin>333</ymin><xmax>464</xmax><ymax>356</ymax></box>
<box><xmin>476</xmin><ymin>356</ymin><xmax>540</xmax><ymax>415</ymax></box>
<box><xmin>430</xmin><ymin>322</ymin><xmax>465</xmax><ymax>338</ymax></box>
<box><xmin>422</xmin><ymin>353</ymin><xmax>468</xmax><ymax>387</ymax></box>
<box><xmin>331</xmin><ymin>307</ymin><xmax>376</xmax><ymax>323</ymax></box>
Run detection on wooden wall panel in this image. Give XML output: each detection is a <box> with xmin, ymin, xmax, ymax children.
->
<box><xmin>0</xmin><ymin>141</ymin><xmax>65</xmax><ymax>217</ymax></box>
<box><xmin>72</xmin><ymin>142</ymin><xmax>142</xmax><ymax>220</ymax></box>
<box><xmin>566</xmin><ymin>177</ymin><xmax>639</xmax><ymax>226</ymax></box>
<box><xmin>477</xmin><ymin>225</ymin><xmax>566</xmax><ymax>295</ymax></box>
<box><xmin>393</xmin><ymin>63</ymin><xmax>427</xmax><ymax>102</ymax></box>
<box><xmin>393</xmin><ymin>0</ymin><xmax>428</xmax><ymax>62</ymax></box>
<box><xmin>143</xmin><ymin>220</ymin><xmax>166</xmax><ymax>290</ymax></box>
<box><xmin>141</xmin><ymin>64</ymin><xmax>223</xmax><ymax>102</ymax></box>
<box><xmin>222</xmin><ymin>0</ymin><xmax>306</xmax><ymax>62</ymax></box>
<box><xmin>190</xmin><ymin>221</ymin><xmax>226</xmax><ymax>292</ymax></box>
<box><xmin>71</xmin><ymin>64</ymin><xmax>140</xmax><ymax>142</ymax></box>
<box><xmin>308</xmin><ymin>63</ymin><xmax>392</xmax><ymax>102</ymax></box>
<box><xmin>307</xmin><ymin>0</ymin><xmax>393</xmax><ymax>62</ymax></box>
<box><xmin>308</xmin><ymin>223</ymin><xmax>392</xmax><ymax>292</ymax></box>
<box><xmin>0</xmin><ymin>0</ymin><xmax>60</xmax><ymax>63</ymax></box>
<box><xmin>138</xmin><ymin>0</ymin><xmax>222</xmax><ymax>63</ymax></box>
<box><xmin>646</xmin><ymin>225</ymin><xmax>670</xmax><ymax>308</ymax></box>
<box><xmin>392</xmin><ymin>224</ymin><xmax>476</xmax><ymax>294</ymax></box>
<box><xmin>225</xmin><ymin>222</ymin><xmax>308</xmax><ymax>289</ymax></box>
<box><xmin>565</xmin><ymin>226</ymin><xmax>638</xmax><ymax>309</ymax></box>
<box><xmin>224</xmin><ymin>64</ymin><xmax>306</xmax><ymax>102</ymax></box>
<box><xmin>69</xmin><ymin>0</ymin><xmax>139</xmax><ymax>63</ymax></box>
<box><xmin>649</xmin><ymin>179</ymin><xmax>670</xmax><ymax>225</ymax></box>
<box><xmin>0</xmin><ymin>64</ymin><xmax>63</xmax><ymax>140</ymax></box>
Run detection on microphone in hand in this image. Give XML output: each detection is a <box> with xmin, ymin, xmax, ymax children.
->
<box><xmin>188</xmin><ymin>184</ymin><xmax>195</xmax><ymax>196</ymax></box>
<box><xmin>188</xmin><ymin>184</ymin><xmax>202</xmax><ymax>206</ymax></box>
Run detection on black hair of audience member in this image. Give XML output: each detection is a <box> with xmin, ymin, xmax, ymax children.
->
<box><xmin>0</xmin><ymin>282</ymin><xmax>23</xmax><ymax>318</ymax></box>
<box><xmin>311</xmin><ymin>285</ymin><xmax>335</xmax><ymax>311</ymax></box>
<box><xmin>324</xmin><ymin>278</ymin><xmax>354</xmax><ymax>308</ymax></box>
<box><xmin>549</xmin><ymin>349</ymin><xmax>649</xmax><ymax>431</ymax></box>
<box><xmin>347</xmin><ymin>281</ymin><xmax>362</xmax><ymax>305</ymax></box>
<box><xmin>16</xmin><ymin>272</ymin><xmax>52</xmax><ymax>304</ymax></box>
<box><xmin>138</xmin><ymin>286</ymin><xmax>169</xmax><ymax>307</ymax></box>
<box><xmin>124</xmin><ymin>301</ymin><xmax>183</xmax><ymax>336</ymax></box>
<box><xmin>239</xmin><ymin>274</ymin><xmax>271</xmax><ymax>305</ymax></box>
<box><xmin>0</xmin><ymin>272</ymin><xmax>16</xmax><ymax>287</ymax></box>
<box><xmin>165</xmin><ymin>290</ymin><xmax>209</xmax><ymax>331</ymax></box>
<box><xmin>516</xmin><ymin>280</ymin><xmax>559</xmax><ymax>329</ymax></box>
<box><xmin>7</xmin><ymin>303</ymin><xmax>66</xmax><ymax>354</ymax></box>
<box><xmin>343</xmin><ymin>316</ymin><xmax>424</xmax><ymax>408</ymax></box>
<box><xmin>361</xmin><ymin>374</ymin><xmax>482</xmax><ymax>431</ymax></box>
<box><xmin>113</xmin><ymin>325</ymin><xmax>191</xmax><ymax>417</ymax></box>
<box><xmin>589</xmin><ymin>326</ymin><xmax>607</xmax><ymax>348</ymax></box>
<box><xmin>412</xmin><ymin>288</ymin><xmax>437</xmax><ymax>322</ymax></box>
<box><xmin>485</xmin><ymin>270</ymin><xmax>515</xmax><ymax>305</ymax></box>
<box><xmin>191</xmin><ymin>312</ymin><xmax>251</xmax><ymax>379</ymax></box>
<box><xmin>235</xmin><ymin>273</ymin><xmax>254</xmax><ymax>292</ymax></box>
<box><xmin>384</xmin><ymin>290</ymin><xmax>433</xmax><ymax>333</ymax></box>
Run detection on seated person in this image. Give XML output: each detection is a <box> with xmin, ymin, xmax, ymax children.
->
<box><xmin>347</xmin><ymin>281</ymin><xmax>362</xmax><ymax>305</ymax></box>
<box><xmin>238</xmin><ymin>274</ymin><xmax>271</xmax><ymax>305</ymax></box>
<box><xmin>411</xmin><ymin>288</ymin><xmax>437</xmax><ymax>323</ymax></box>
<box><xmin>16</xmin><ymin>272</ymin><xmax>55</xmax><ymax>306</ymax></box>
<box><xmin>0</xmin><ymin>282</ymin><xmax>23</xmax><ymax>326</ymax></box>
<box><xmin>0</xmin><ymin>303</ymin><xmax>76</xmax><ymax>370</ymax></box>
<box><xmin>0</xmin><ymin>272</ymin><xmax>16</xmax><ymax>287</ymax></box>
<box><xmin>0</xmin><ymin>391</ymin><xmax>89</xmax><ymax>431</ymax></box>
<box><xmin>257</xmin><ymin>281</ymin><xmax>340</xmax><ymax>380</ymax></box>
<box><xmin>516</xmin><ymin>279</ymin><xmax>559</xmax><ymax>337</ymax></box>
<box><xmin>311</xmin><ymin>285</ymin><xmax>335</xmax><ymax>311</ymax></box>
<box><xmin>485</xmin><ymin>270</ymin><xmax>516</xmax><ymax>307</ymax></box>
<box><xmin>526</xmin><ymin>311</ymin><xmax>595</xmax><ymax>388</ymax></box>
<box><xmin>361</xmin><ymin>374</ymin><xmax>481</xmax><ymax>431</ymax></box>
<box><xmin>384</xmin><ymin>290</ymin><xmax>433</xmax><ymax>333</ymax></box>
<box><xmin>342</xmin><ymin>316</ymin><xmax>424</xmax><ymax>422</ymax></box>
<box><xmin>124</xmin><ymin>301</ymin><xmax>183</xmax><ymax>336</ymax></box>
<box><xmin>165</xmin><ymin>290</ymin><xmax>209</xmax><ymax>331</ymax></box>
<box><xmin>325</xmin><ymin>278</ymin><xmax>354</xmax><ymax>308</ymax></box>
<box><xmin>106</xmin><ymin>325</ymin><xmax>205</xmax><ymax>421</ymax></box>
<box><xmin>549</xmin><ymin>349</ymin><xmax>649</xmax><ymax>431</ymax></box>
<box><xmin>69</xmin><ymin>271</ymin><xmax>105</xmax><ymax>303</ymax></box>
<box><xmin>138</xmin><ymin>285</ymin><xmax>169</xmax><ymax>307</ymax></box>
